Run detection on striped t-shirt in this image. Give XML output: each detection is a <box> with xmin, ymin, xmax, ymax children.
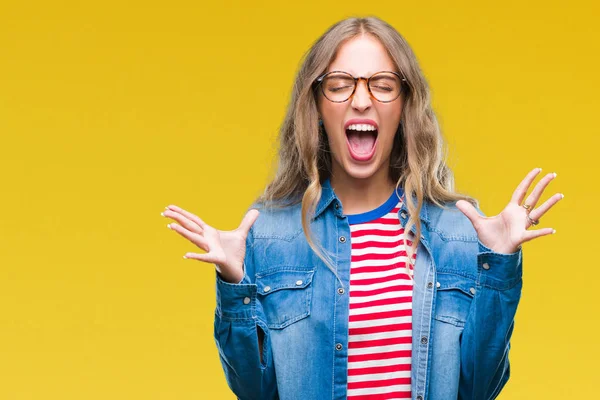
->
<box><xmin>345</xmin><ymin>190</ymin><xmax>416</xmax><ymax>400</ymax></box>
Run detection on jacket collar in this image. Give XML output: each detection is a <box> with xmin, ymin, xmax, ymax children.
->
<box><xmin>313</xmin><ymin>178</ymin><xmax>337</xmax><ymax>218</ymax></box>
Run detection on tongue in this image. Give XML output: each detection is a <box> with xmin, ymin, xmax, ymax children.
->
<box><xmin>347</xmin><ymin>131</ymin><xmax>376</xmax><ymax>154</ymax></box>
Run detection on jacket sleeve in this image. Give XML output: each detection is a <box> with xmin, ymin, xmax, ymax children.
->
<box><xmin>213</xmin><ymin>226</ymin><xmax>278</xmax><ymax>400</ymax></box>
<box><xmin>458</xmin><ymin>238</ymin><xmax>523</xmax><ymax>400</ymax></box>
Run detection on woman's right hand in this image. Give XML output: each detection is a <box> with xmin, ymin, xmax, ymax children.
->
<box><xmin>162</xmin><ymin>205</ymin><xmax>260</xmax><ymax>284</ymax></box>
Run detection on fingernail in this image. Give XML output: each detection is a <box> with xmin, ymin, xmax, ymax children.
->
<box><xmin>553</xmin><ymin>172</ymin><xmax>557</xmax><ymax>178</ymax></box>
<box><xmin>560</xmin><ymin>193</ymin><xmax>565</xmax><ymax>198</ymax></box>
<box><xmin>161</xmin><ymin>212</ymin><xmax>164</xmax><ymax>217</ymax></box>
<box><xmin>552</xmin><ymin>229</ymin><xmax>556</xmax><ymax>234</ymax></box>
<box><xmin>167</xmin><ymin>223</ymin><xmax>171</xmax><ymax>229</ymax></box>
<box><xmin>165</xmin><ymin>206</ymin><xmax>169</xmax><ymax>210</ymax></box>
<box><xmin>537</xmin><ymin>167</ymin><xmax>542</xmax><ymax>172</ymax></box>
<box><xmin>183</xmin><ymin>255</ymin><xmax>188</xmax><ymax>259</ymax></box>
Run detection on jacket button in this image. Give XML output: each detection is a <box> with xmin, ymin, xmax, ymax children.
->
<box><xmin>483</xmin><ymin>262</ymin><xmax>490</xmax><ymax>270</ymax></box>
<box><xmin>470</xmin><ymin>287</ymin><xmax>476</xmax><ymax>295</ymax></box>
<box><xmin>427</xmin><ymin>282</ymin><xmax>433</xmax><ymax>289</ymax></box>
<box><xmin>436</xmin><ymin>282</ymin><xmax>441</xmax><ymax>288</ymax></box>
<box><xmin>337</xmin><ymin>288</ymin><xmax>345</xmax><ymax>295</ymax></box>
<box><xmin>263</xmin><ymin>286</ymin><xmax>271</xmax><ymax>293</ymax></box>
<box><xmin>335</xmin><ymin>343</ymin><xmax>343</xmax><ymax>350</ymax></box>
<box><xmin>334</xmin><ymin>203</ymin><xmax>339</xmax><ymax>209</ymax></box>
<box><xmin>339</xmin><ymin>236</ymin><xmax>346</xmax><ymax>243</ymax></box>
<box><xmin>400</xmin><ymin>211</ymin><xmax>407</xmax><ymax>218</ymax></box>
<box><xmin>421</xmin><ymin>336</ymin><xmax>428</xmax><ymax>344</ymax></box>
<box><xmin>243</xmin><ymin>297</ymin><xmax>251</xmax><ymax>305</ymax></box>
<box><xmin>296</xmin><ymin>280</ymin><xmax>303</xmax><ymax>286</ymax></box>
<box><xmin>417</xmin><ymin>396</ymin><xmax>423</xmax><ymax>400</ymax></box>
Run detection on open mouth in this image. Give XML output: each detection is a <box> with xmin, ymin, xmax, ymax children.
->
<box><xmin>345</xmin><ymin>126</ymin><xmax>378</xmax><ymax>159</ymax></box>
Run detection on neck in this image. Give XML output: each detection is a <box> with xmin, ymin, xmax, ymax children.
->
<box><xmin>330</xmin><ymin>167</ymin><xmax>396</xmax><ymax>215</ymax></box>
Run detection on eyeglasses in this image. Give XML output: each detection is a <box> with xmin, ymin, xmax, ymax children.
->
<box><xmin>314</xmin><ymin>70</ymin><xmax>407</xmax><ymax>103</ymax></box>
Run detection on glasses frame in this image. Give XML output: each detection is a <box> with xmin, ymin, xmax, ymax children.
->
<box><xmin>314</xmin><ymin>70</ymin><xmax>408</xmax><ymax>103</ymax></box>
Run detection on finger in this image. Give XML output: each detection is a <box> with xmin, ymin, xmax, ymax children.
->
<box><xmin>510</xmin><ymin>167</ymin><xmax>543</xmax><ymax>205</ymax></box>
<box><xmin>522</xmin><ymin>227</ymin><xmax>556</xmax><ymax>242</ymax></box>
<box><xmin>166</xmin><ymin>205</ymin><xmax>207</xmax><ymax>230</ymax></box>
<box><xmin>523</xmin><ymin>172</ymin><xmax>557</xmax><ymax>210</ymax></box>
<box><xmin>455</xmin><ymin>200</ymin><xmax>482</xmax><ymax>228</ymax></box>
<box><xmin>167</xmin><ymin>222</ymin><xmax>209</xmax><ymax>252</ymax></box>
<box><xmin>163</xmin><ymin>209</ymin><xmax>204</xmax><ymax>234</ymax></box>
<box><xmin>529</xmin><ymin>192</ymin><xmax>564</xmax><ymax>221</ymax></box>
<box><xmin>183</xmin><ymin>252</ymin><xmax>220</xmax><ymax>264</ymax></box>
<box><xmin>238</xmin><ymin>209</ymin><xmax>260</xmax><ymax>234</ymax></box>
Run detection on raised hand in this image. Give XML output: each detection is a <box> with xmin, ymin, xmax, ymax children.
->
<box><xmin>455</xmin><ymin>167</ymin><xmax>564</xmax><ymax>254</ymax></box>
<box><xmin>162</xmin><ymin>205</ymin><xmax>260</xmax><ymax>283</ymax></box>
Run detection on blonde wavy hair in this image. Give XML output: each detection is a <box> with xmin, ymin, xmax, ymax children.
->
<box><xmin>254</xmin><ymin>16</ymin><xmax>478</xmax><ymax>282</ymax></box>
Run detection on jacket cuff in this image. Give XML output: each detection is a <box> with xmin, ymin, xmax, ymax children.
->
<box><xmin>477</xmin><ymin>239</ymin><xmax>523</xmax><ymax>289</ymax></box>
<box><xmin>215</xmin><ymin>269</ymin><xmax>257</xmax><ymax>320</ymax></box>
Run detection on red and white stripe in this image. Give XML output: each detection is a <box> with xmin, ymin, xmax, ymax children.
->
<box><xmin>347</xmin><ymin>203</ymin><xmax>416</xmax><ymax>400</ymax></box>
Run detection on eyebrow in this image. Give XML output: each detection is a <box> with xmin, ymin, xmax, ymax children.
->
<box><xmin>327</xmin><ymin>70</ymin><xmax>392</xmax><ymax>77</ymax></box>
<box><xmin>329</xmin><ymin>71</ymin><xmax>368</xmax><ymax>76</ymax></box>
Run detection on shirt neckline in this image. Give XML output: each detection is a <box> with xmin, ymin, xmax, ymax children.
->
<box><xmin>346</xmin><ymin>188</ymin><xmax>403</xmax><ymax>225</ymax></box>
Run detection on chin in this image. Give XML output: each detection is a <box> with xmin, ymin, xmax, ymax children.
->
<box><xmin>340</xmin><ymin>161</ymin><xmax>383</xmax><ymax>181</ymax></box>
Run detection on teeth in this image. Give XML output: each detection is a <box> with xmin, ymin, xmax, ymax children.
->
<box><xmin>346</xmin><ymin>124</ymin><xmax>377</xmax><ymax>131</ymax></box>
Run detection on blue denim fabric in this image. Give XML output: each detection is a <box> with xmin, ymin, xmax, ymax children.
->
<box><xmin>214</xmin><ymin>179</ymin><xmax>523</xmax><ymax>400</ymax></box>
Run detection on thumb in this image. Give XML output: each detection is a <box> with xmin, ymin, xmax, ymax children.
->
<box><xmin>238</xmin><ymin>209</ymin><xmax>260</xmax><ymax>235</ymax></box>
<box><xmin>455</xmin><ymin>200</ymin><xmax>480</xmax><ymax>227</ymax></box>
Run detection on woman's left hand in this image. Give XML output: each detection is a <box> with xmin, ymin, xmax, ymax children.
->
<box><xmin>455</xmin><ymin>167</ymin><xmax>564</xmax><ymax>254</ymax></box>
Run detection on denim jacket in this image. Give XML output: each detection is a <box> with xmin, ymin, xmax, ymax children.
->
<box><xmin>214</xmin><ymin>179</ymin><xmax>523</xmax><ymax>400</ymax></box>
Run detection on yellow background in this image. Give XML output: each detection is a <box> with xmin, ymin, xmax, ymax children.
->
<box><xmin>1</xmin><ymin>0</ymin><xmax>598</xmax><ymax>398</ymax></box>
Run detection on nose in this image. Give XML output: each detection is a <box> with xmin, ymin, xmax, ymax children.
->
<box><xmin>351</xmin><ymin>79</ymin><xmax>372</xmax><ymax>111</ymax></box>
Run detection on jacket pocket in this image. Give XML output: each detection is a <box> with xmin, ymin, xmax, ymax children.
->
<box><xmin>255</xmin><ymin>267</ymin><xmax>315</xmax><ymax>330</ymax></box>
<box><xmin>433</xmin><ymin>272</ymin><xmax>476</xmax><ymax>327</ymax></box>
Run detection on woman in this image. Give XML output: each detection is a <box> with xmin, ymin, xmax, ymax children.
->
<box><xmin>162</xmin><ymin>16</ymin><xmax>562</xmax><ymax>400</ymax></box>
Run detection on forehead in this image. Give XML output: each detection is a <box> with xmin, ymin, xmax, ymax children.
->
<box><xmin>327</xmin><ymin>35</ymin><xmax>396</xmax><ymax>76</ymax></box>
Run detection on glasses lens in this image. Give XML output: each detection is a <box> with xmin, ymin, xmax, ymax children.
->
<box><xmin>368</xmin><ymin>72</ymin><xmax>402</xmax><ymax>102</ymax></box>
<box><xmin>322</xmin><ymin>72</ymin><xmax>355</xmax><ymax>102</ymax></box>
